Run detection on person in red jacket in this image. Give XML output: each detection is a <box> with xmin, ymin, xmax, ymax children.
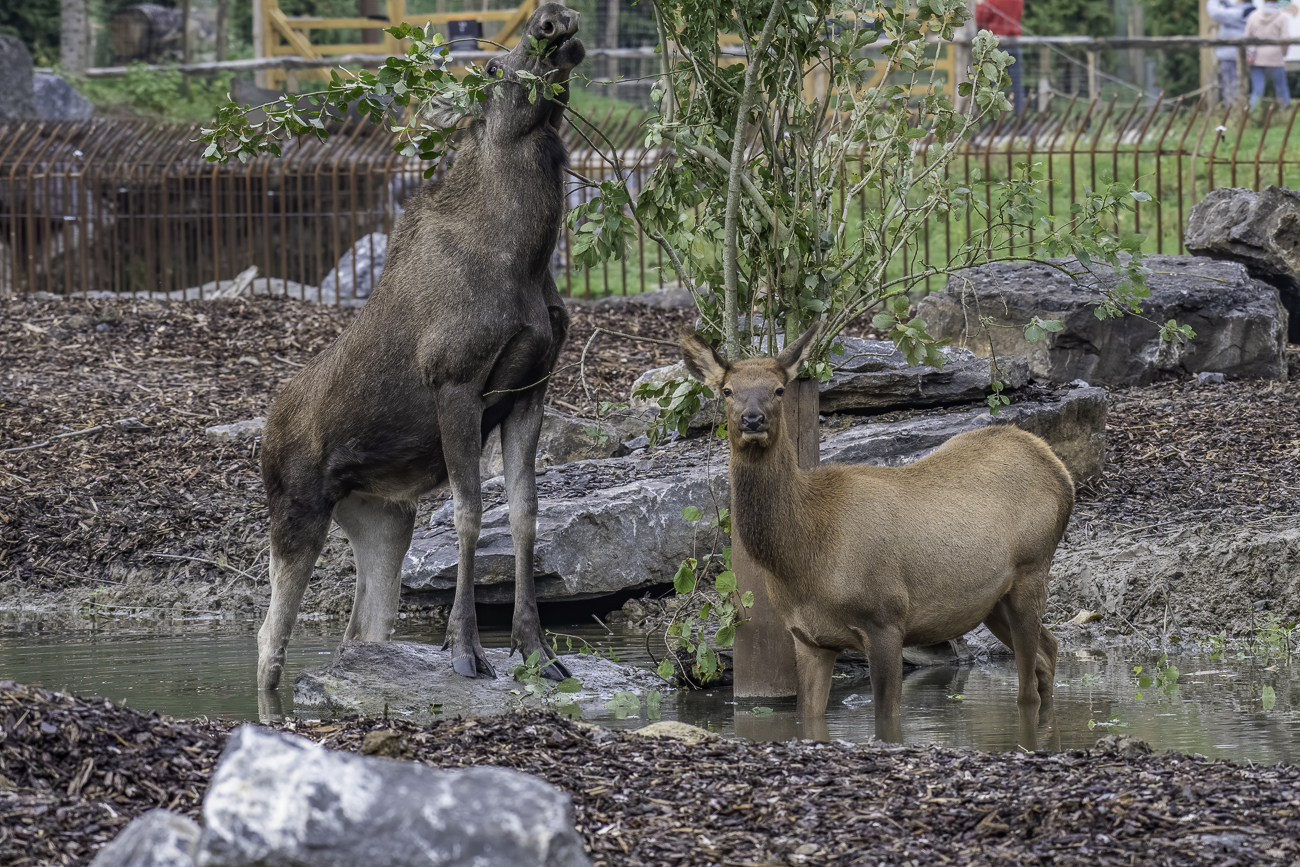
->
<box><xmin>975</xmin><ymin>0</ymin><xmax>1026</xmax><ymax>116</ymax></box>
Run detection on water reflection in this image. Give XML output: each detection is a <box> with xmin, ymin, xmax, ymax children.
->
<box><xmin>0</xmin><ymin>617</ymin><xmax>1295</xmax><ymax>764</ymax></box>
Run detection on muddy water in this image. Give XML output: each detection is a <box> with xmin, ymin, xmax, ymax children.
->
<box><xmin>1</xmin><ymin>617</ymin><xmax>1295</xmax><ymax>765</ymax></box>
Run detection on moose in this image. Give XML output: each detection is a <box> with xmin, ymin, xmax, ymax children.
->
<box><xmin>255</xmin><ymin>3</ymin><xmax>584</xmax><ymax>692</ymax></box>
<box><xmin>680</xmin><ymin>325</ymin><xmax>1074</xmax><ymax>742</ymax></box>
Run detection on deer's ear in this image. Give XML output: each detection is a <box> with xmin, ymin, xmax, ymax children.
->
<box><xmin>679</xmin><ymin>330</ymin><xmax>729</xmax><ymax>389</ymax></box>
<box><xmin>775</xmin><ymin>322</ymin><xmax>820</xmax><ymax>381</ymax></box>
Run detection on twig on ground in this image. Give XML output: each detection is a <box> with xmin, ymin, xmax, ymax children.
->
<box><xmin>272</xmin><ymin>355</ymin><xmax>305</xmax><ymax>367</ymax></box>
<box><xmin>146</xmin><ymin>552</ymin><xmax>261</xmax><ymax>582</ymax></box>
<box><xmin>1</xmin><ymin>418</ymin><xmax>146</xmax><ymax>455</ymax></box>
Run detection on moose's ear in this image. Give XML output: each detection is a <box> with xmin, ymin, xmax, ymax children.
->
<box><xmin>420</xmin><ymin>97</ymin><xmax>470</xmax><ymax>130</ymax></box>
<box><xmin>679</xmin><ymin>330</ymin><xmax>729</xmax><ymax>389</ymax></box>
<box><xmin>775</xmin><ymin>322</ymin><xmax>820</xmax><ymax>381</ymax></box>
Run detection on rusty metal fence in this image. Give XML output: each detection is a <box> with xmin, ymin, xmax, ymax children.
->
<box><xmin>5</xmin><ymin>97</ymin><xmax>1300</xmax><ymax>302</ymax></box>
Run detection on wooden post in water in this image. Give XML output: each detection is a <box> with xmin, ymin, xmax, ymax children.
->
<box><xmin>732</xmin><ymin>376</ymin><xmax>819</xmax><ymax>698</ymax></box>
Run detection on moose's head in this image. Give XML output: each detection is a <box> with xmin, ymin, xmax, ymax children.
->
<box><xmin>426</xmin><ymin>3</ymin><xmax>584</xmax><ymax>141</ymax></box>
<box><xmin>680</xmin><ymin>325</ymin><xmax>820</xmax><ymax>449</ymax></box>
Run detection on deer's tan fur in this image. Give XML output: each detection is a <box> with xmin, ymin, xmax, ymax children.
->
<box><xmin>681</xmin><ymin>326</ymin><xmax>1074</xmax><ymax>741</ymax></box>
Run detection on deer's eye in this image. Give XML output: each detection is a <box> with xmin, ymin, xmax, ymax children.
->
<box><xmin>722</xmin><ymin>388</ymin><xmax>732</xmax><ymax>397</ymax></box>
<box><xmin>775</xmin><ymin>387</ymin><xmax>785</xmax><ymax>396</ymax></box>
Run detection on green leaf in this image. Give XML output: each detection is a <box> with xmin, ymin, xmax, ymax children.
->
<box><xmin>752</xmin><ymin>706</ymin><xmax>774</xmax><ymax>717</ymax></box>
<box><xmin>714</xmin><ymin>571</ymin><xmax>738</xmax><ymax>595</ymax></box>
<box><xmin>555</xmin><ymin>678</ymin><xmax>583</xmax><ymax>694</ymax></box>
<box><xmin>741</xmin><ymin>591</ymin><xmax>755</xmax><ymax>608</ymax></box>
<box><xmin>657</xmin><ymin>658</ymin><xmax>676</xmax><ymax>679</ymax></box>
<box><xmin>673</xmin><ymin>560</ymin><xmax>697</xmax><ymax>595</ymax></box>
<box><xmin>1262</xmin><ymin>685</ymin><xmax>1277</xmax><ymax>711</ymax></box>
<box><xmin>715</xmin><ymin>625</ymin><xmax>736</xmax><ymax>648</ymax></box>
<box><xmin>646</xmin><ymin>690</ymin><xmax>662</xmax><ymax>720</ymax></box>
<box><xmin>682</xmin><ymin>506</ymin><xmax>703</xmax><ymax>521</ymax></box>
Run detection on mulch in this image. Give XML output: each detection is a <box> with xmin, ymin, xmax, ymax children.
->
<box><xmin>3</xmin><ymin>683</ymin><xmax>1299</xmax><ymax>867</ymax></box>
<box><xmin>2</xmin><ymin>294</ymin><xmax>1298</xmax><ymax>602</ymax></box>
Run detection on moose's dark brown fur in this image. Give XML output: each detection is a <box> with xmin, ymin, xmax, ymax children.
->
<box><xmin>681</xmin><ymin>326</ymin><xmax>1074</xmax><ymax>742</ymax></box>
<box><xmin>256</xmin><ymin>3</ymin><xmax>584</xmax><ymax>691</ymax></box>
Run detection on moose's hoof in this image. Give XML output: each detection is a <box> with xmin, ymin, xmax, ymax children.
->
<box><xmin>538</xmin><ymin>654</ymin><xmax>572</xmax><ymax>681</ymax></box>
<box><xmin>449</xmin><ymin>646</ymin><xmax>497</xmax><ymax>679</ymax></box>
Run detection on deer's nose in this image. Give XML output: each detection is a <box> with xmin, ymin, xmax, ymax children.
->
<box><xmin>741</xmin><ymin>411</ymin><xmax>767</xmax><ymax>431</ymax></box>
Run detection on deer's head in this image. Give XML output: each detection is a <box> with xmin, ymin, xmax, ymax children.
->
<box><xmin>424</xmin><ymin>3</ymin><xmax>584</xmax><ymax>141</ymax></box>
<box><xmin>680</xmin><ymin>325</ymin><xmax>820</xmax><ymax>449</ymax></box>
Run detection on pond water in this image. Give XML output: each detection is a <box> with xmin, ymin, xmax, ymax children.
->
<box><xmin>1</xmin><ymin>616</ymin><xmax>1296</xmax><ymax>765</ymax></box>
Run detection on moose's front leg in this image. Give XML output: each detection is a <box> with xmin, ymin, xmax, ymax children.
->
<box><xmin>501</xmin><ymin>391</ymin><xmax>571</xmax><ymax>681</ymax></box>
<box><xmin>438</xmin><ymin>385</ymin><xmax>495</xmax><ymax>678</ymax></box>
<box><xmin>865</xmin><ymin>625</ymin><xmax>905</xmax><ymax>743</ymax></box>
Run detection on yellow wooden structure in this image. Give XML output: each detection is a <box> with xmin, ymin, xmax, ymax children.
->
<box><xmin>260</xmin><ymin>0</ymin><xmax>540</xmax><ymax>88</ymax></box>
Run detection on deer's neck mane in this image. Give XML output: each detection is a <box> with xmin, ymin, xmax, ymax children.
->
<box><xmin>729</xmin><ymin>433</ymin><xmax>813</xmax><ymax>581</ymax></box>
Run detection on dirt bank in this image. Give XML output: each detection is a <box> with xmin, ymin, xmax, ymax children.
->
<box><xmin>2</xmin><ymin>295</ymin><xmax>1297</xmax><ymax>641</ymax></box>
<box><xmin>3</xmin><ymin>682</ymin><xmax>1298</xmax><ymax>867</ymax></box>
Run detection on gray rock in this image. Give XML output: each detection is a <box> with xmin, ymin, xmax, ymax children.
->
<box><xmin>196</xmin><ymin>725</ymin><xmax>592</xmax><ymax>867</ymax></box>
<box><xmin>0</xmin><ymin>36</ymin><xmax>37</xmax><ymax>122</ymax></box>
<box><xmin>820</xmin><ymin>386</ymin><xmax>1108</xmax><ymax>483</ymax></box>
<box><xmin>820</xmin><ymin>337</ymin><xmax>1029</xmax><ymax>413</ymax></box>
<box><xmin>402</xmin><ymin>388</ymin><xmax>1105</xmax><ymax>602</ymax></box>
<box><xmin>33</xmin><ymin>73</ymin><xmax>94</xmax><ymax>120</ymax></box>
<box><xmin>90</xmin><ymin>809</ymin><xmax>199</xmax><ymax>867</ymax></box>
<box><xmin>293</xmin><ymin>640</ymin><xmax>665</xmax><ymax>719</ymax></box>
<box><xmin>404</xmin><ymin>457</ymin><xmax>728</xmax><ymax>602</ymax></box>
<box><xmin>168</xmin><ymin>274</ymin><xmax>361</xmax><ymax>306</ymax></box>
<box><xmin>1184</xmin><ymin>185</ymin><xmax>1300</xmax><ymax>341</ymax></box>
<box><xmin>320</xmin><ymin>231</ymin><xmax>387</xmax><ymax>301</ymax></box>
<box><xmin>480</xmin><ymin>408</ymin><xmax>629</xmax><ymax>478</ymax></box>
<box><xmin>204</xmin><ymin>417</ymin><xmax>265</xmax><ymax>444</ymax></box>
<box><xmin>918</xmin><ymin>255</ymin><xmax>1288</xmax><ymax>385</ymax></box>
<box><xmin>572</xmin><ymin>286</ymin><xmax>696</xmax><ymax>310</ymax></box>
<box><xmin>1197</xmin><ymin>371</ymin><xmax>1226</xmax><ymax>384</ymax></box>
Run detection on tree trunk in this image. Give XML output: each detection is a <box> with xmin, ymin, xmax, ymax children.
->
<box><xmin>61</xmin><ymin>0</ymin><xmax>90</xmax><ymax>77</ymax></box>
<box><xmin>360</xmin><ymin>0</ymin><xmax>383</xmax><ymax>46</ymax></box>
<box><xmin>731</xmin><ymin>377</ymin><xmax>818</xmax><ymax>698</ymax></box>
<box><xmin>216</xmin><ymin>0</ymin><xmax>230</xmax><ymax>61</ymax></box>
<box><xmin>603</xmin><ymin>0</ymin><xmax>620</xmax><ymax>86</ymax></box>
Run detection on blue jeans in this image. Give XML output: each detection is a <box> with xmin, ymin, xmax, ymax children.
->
<box><xmin>1250</xmin><ymin>66</ymin><xmax>1291</xmax><ymax>108</ymax></box>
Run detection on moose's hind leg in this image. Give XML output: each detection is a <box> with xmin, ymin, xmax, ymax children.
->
<box><xmin>257</xmin><ymin>505</ymin><xmax>331</xmax><ymax>690</ymax></box>
<box><xmin>333</xmin><ymin>492</ymin><xmax>417</xmax><ymax>642</ymax></box>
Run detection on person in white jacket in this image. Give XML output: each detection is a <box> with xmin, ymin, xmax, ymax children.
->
<box><xmin>1245</xmin><ymin>0</ymin><xmax>1298</xmax><ymax>107</ymax></box>
<box><xmin>1208</xmin><ymin>0</ymin><xmax>1255</xmax><ymax>103</ymax></box>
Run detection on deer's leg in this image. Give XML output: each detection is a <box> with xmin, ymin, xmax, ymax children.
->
<box><xmin>1036</xmin><ymin>624</ymin><xmax>1059</xmax><ymax>701</ymax></box>
<box><xmin>500</xmin><ymin>393</ymin><xmax>571</xmax><ymax>681</ymax></box>
<box><xmin>257</xmin><ymin>502</ymin><xmax>330</xmax><ymax>691</ymax></box>
<box><xmin>334</xmin><ymin>492</ymin><xmax>416</xmax><ymax>642</ymax></box>
<box><xmin>437</xmin><ymin>386</ymin><xmax>495</xmax><ymax>679</ymax></box>
<box><xmin>863</xmin><ymin>625</ymin><xmax>905</xmax><ymax>743</ymax></box>
<box><xmin>793</xmin><ymin>639</ymin><xmax>838</xmax><ymax>718</ymax></box>
<box><xmin>999</xmin><ymin>580</ymin><xmax>1048</xmax><ymax>708</ymax></box>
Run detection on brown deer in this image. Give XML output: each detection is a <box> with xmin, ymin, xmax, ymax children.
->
<box><xmin>680</xmin><ymin>325</ymin><xmax>1073</xmax><ymax>742</ymax></box>
<box><xmin>255</xmin><ymin>3</ymin><xmax>584</xmax><ymax>691</ymax></box>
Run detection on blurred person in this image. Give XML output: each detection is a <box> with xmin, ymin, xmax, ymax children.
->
<box><xmin>975</xmin><ymin>0</ymin><xmax>1025</xmax><ymax>116</ymax></box>
<box><xmin>1245</xmin><ymin>0</ymin><xmax>1297</xmax><ymax>108</ymax></box>
<box><xmin>1208</xmin><ymin>0</ymin><xmax>1255</xmax><ymax>103</ymax></box>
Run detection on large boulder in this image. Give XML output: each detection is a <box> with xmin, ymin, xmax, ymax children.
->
<box><xmin>197</xmin><ymin>725</ymin><xmax>591</xmax><ymax>867</ymax></box>
<box><xmin>629</xmin><ymin>337</ymin><xmax>1030</xmax><ymax>428</ymax></box>
<box><xmin>820</xmin><ymin>385</ymin><xmax>1107</xmax><ymax>483</ymax></box>
<box><xmin>404</xmin><ymin>452</ymin><xmax>728</xmax><ymax>602</ymax></box>
<box><xmin>1184</xmin><ymin>185</ymin><xmax>1300</xmax><ymax>342</ymax></box>
<box><xmin>294</xmin><ymin>640</ymin><xmax>665</xmax><ymax>718</ymax></box>
<box><xmin>401</xmin><ymin>387</ymin><xmax>1105</xmax><ymax>601</ymax></box>
<box><xmin>89</xmin><ymin>810</ymin><xmax>199</xmax><ymax>867</ymax></box>
<box><xmin>33</xmin><ymin>73</ymin><xmax>94</xmax><ymax>120</ymax></box>
<box><xmin>918</xmin><ymin>256</ymin><xmax>1288</xmax><ymax>385</ymax></box>
<box><xmin>0</xmin><ymin>35</ymin><xmax>37</xmax><ymax>122</ymax></box>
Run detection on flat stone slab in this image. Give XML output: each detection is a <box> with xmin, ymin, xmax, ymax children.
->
<box><xmin>918</xmin><ymin>255</ymin><xmax>1289</xmax><ymax>385</ymax></box>
<box><xmin>294</xmin><ymin>640</ymin><xmax>667</xmax><ymax>720</ymax></box>
<box><xmin>401</xmin><ymin>387</ymin><xmax>1106</xmax><ymax>602</ymax></box>
<box><xmin>629</xmin><ymin>337</ymin><xmax>1030</xmax><ymax>427</ymax></box>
